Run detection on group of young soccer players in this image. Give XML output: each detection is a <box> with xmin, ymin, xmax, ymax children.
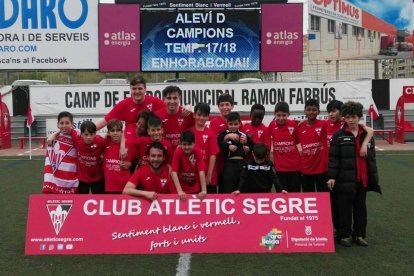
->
<box><xmin>44</xmin><ymin>75</ymin><xmax>381</xmax><ymax>247</ymax></box>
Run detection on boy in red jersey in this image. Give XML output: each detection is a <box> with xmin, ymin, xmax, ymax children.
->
<box><xmin>131</xmin><ymin>116</ymin><xmax>173</xmax><ymax>167</ymax></box>
<box><xmin>156</xmin><ymin>85</ymin><xmax>195</xmax><ymax>151</ymax></box>
<box><xmin>190</xmin><ymin>103</ymin><xmax>220</xmax><ymax>193</ymax></box>
<box><xmin>244</xmin><ymin>104</ymin><xmax>271</xmax><ymax>156</ymax></box>
<box><xmin>47</xmin><ymin>120</ymin><xmax>109</xmax><ymax>194</ymax></box>
<box><xmin>268</xmin><ymin>102</ymin><xmax>302</xmax><ymax>192</ymax></box>
<box><xmin>172</xmin><ymin>130</ymin><xmax>207</xmax><ymax>200</ymax></box>
<box><xmin>297</xmin><ymin>99</ymin><xmax>328</xmax><ymax>192</ymax></box>
<box><xmin>43</xmin><ymin>111</ymin><xmax>79</xmax><ymax>194</ymax></box>
<box><xmin>326</xmin><ymin>100</ymin><xmax>344</xmax><ymax>146</ymax></box>
<box><xmin>103</xmin><ymin>120</ymin><xmax>134</xmax><ymax>193</ymax></box>
<box><xmin>123</xmin><ymin>142</ymin><xmax>173</xmax><ymax>200</ymax></box>
<box><xmin>72</xmin><ymin>121</ymin><xmax>108</xmax><ymax>194</ymax></box>
<box><xmin>96</xmin><ymin>75</ymin><xmax>165</xmax><ymax>141</ymax></box>
<box><xmin>209</xmin><ymin>93</ymin><xmax>236</xmax><ymax>136</ymax></box>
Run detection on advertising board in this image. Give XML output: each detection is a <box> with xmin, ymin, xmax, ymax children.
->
<box><xmin>140</xmin><ymin>9</ymin><xmax>260</xmax><ymax>71</ymax></box>
<box><xmin>0</xmin><ymin>0</ymin><xmax>99</xmax><ymax>69</ymax></box>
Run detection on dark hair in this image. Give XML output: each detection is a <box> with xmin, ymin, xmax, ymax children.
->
<box><xmin>136</xmin><ymin>110</ymin><xmax>155</xmax><ymax>123</ymax></box>
<box><xmin>253</xmin><ymin>143</ymin><xmax>267</xmax><ymax>159</ymax></box>
<box><xmin>341</xmin><ymin>101</ymin><xmax>363</xmax><ymax>118</ymax></box>
<box><xmin>217</xmin><ymin>93</ymin><xmax>234</xmax><ymax>106</ymax></box>
<box><xmin>147</xmin><ymin>115</ymin><xmax>162</xmax><ymax>128</ymax></box>
<box><xmin>251</xmin><ymin>104</ymin><xmax>265</xmax><ymax>114</ymax></box>
<box><xmin>274</xmin><ymin>101</ymin><xmax>289</xmax><ymax>113</ymax></box>
<box><xmin>327</xmin><ymin>100</ymin><xmax>343</xmax><ymax>113</ymax></box>
<box><xmin>180</xmin><ymin>130</ymin><xmax>195</xmax><ymax>143</ymax></box>
<box><xmin>162</xmin><ymin>85</ymin><xmax>181</xmax><ymax>98</ymax></box>
<box><xmin>146</xmin><ymin>141</ymin><xmax>167</xmax><ymax>157</ymax></box>
<box><xmin>80</xmin><ymin>121</ymin><xmax>96</xmax><ymax>134</ymax></box>
<box><xmin>305</xmin><ymin>99</ymin><xmax>320</xmax><ymax>110</ymax></box>
<box><xmin>58</xmin><ymin>111</ymin><xmax>73</xmax><ymax>122</ymax></box>
<box><xmin>130</xmin><ymin>75</ymin><xmax>146</xmax><ymax>87</ymax></box>
<box><xmin>227</xmin><ymin>111</ymin><xmax>241</xmax><ymax>122</ymax></box>
<box><xmin>107</xmin><ymin>119</ymin><xmax>123</xmax><ymax>131</ymax></box>
<box><xmin>194</xmin><ymin>103</ymin><xmax>210</xmax><ymax>116</ymax></box>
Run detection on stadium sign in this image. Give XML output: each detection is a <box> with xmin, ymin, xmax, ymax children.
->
<box><xmin>29</xmin><ymin>79</ymin><xmax>374</xmax><ymax>116</ymax></box>
<box><xmin>26</xmin><ymin>194</ymin><xmax>334</xmax><ymax>254</ymax></box>
<box><xmin>0</xmin><ymin>0</ymin><xmax>99</xmax><ymax>70</ymax></box>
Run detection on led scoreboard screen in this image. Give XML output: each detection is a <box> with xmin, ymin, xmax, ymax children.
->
<box><xmin>141</xmin><ymin>10</ymin><xmax>260</xmax><ymax>72</ymax></box>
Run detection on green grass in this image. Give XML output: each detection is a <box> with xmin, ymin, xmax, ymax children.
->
<box><xmin>1</xmin><ymin>152</ymin><xmax>413</xmax><ymax>275</ymax></box>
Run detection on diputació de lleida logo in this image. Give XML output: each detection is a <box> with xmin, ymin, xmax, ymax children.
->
<box><xmin>260</xmin><ymin>228</ymin><xmax>283</xmax><ymax>250</ymax></box>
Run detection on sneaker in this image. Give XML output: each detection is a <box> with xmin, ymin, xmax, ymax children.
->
<box><xmin>354</xmin><ymin>236</ymin><xmax>368</xmax><ymax>246</ymax></box>
<box><xmin>339</xmin><ymin>237</ymin><xmax>352</xmax><ymax>247</ymax></box>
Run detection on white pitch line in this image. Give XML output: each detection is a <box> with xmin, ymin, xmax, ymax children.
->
<box><xmin>176</xmin><ymin>253</ymin><xmax>192</xmax><ymax>276</ymax></box>
<box><xmin>375</xmin><ymin>146</ymin><xmax>384</xmax><ymax>151</ymax></box>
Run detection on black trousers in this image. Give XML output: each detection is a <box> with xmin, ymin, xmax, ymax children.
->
<box><xmin>335</xmin><ymin>183</ymin><xmax>367</xmax><ymax>238</ymax></box>
<box><xmin>221</xmin><ymin>159</ymin><xmax>244</xmax><ymax>193</ymax></box>
<box><xmin>277</xmin><ymin>171</ymin><xmax>302</xmax><ymax>192</ymax></box>
<box><xmin>302</xmin><ymin>173</ymin><xmax>328</xmax><ymax>192</ymax></box>
<box><xmin>78</xmin><ymin>180</ymin><xmax>105</xmax><ymax>194</ymax></box>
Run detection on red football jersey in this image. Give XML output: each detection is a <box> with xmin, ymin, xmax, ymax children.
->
<box><xmin>191</xmin><ymin>126</ymin><xmax>220</xmax><ymax>185</ymax></box>
<box><xmin>103</xmin><ymin>141</ymin><xmax>134</xmax><ymax>192</ymax></box>
<box><xmin>296</xmin><ymin>119</ymin><xmax>328</xmax><ymax>174</ymax></box>
<box><xmin>268</xmin><ymin>119</ymin><xmax>301</xmax><ymax>172</ymax></box>
<box><xmin>104</xmin><ymin>96</ymin><xmax>165</xmax><ymax>140</ymax></box>
<box><xmin>128</xmin><ymin>164</ymin><xmax>173</xmax><ymax>194</ymax></box>
<box><xmin>171</xmin><ymin>146</ymin><xmax>205</xmax><ymax>193</ymax></box>
<box><xmin>325</xmin><ymin>119</ymin><xmax>343</xmax><ymax>147</ymax></box>
<box><xmin>71</xmin><ymin>134</ymin><xmax>109</xmax><ymax>183</ymax></box>
<box><xmin>156</xmin><ymin>106</ymin><xmax>195</xmax><ymax>151</ymax></box>
<box><xmin>130</xmin><ymin>136</ymin><xmax>173</xmax><ymax>166</ymax></box>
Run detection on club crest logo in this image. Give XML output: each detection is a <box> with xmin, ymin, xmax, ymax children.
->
<box><xmin>178</xmin><ymin>118</ymin><xmax>184</xmax><ymax>126</ymax></box>
<box><xmin>305</xmin><ymin>226</ymin><xmax>312</xmax><ymax>236</ymax></box>
<box><xmin>189</xmin><ymin>154</ymin><xmax>196</xmax><ymax>165</ymax></box>
<box><xmin>258</xmin><ymin>130</ymin><xmax>263</xmax><ymax>138</ymax></box>
<box><xmin>146</xmin><ymin>103</ymin><xmax>153</xmax><ymax>111</ymax></box>
<box><xmin>46</xmin><ymin>200</ymin><xmax>73</xmax><ymax>235</ymax></box>
<box><xmin>160</xmin><ymin>178</ymin><xmax>167</xmax><ymax>187</ymax></box>
<box><xmin>315</xmin><ymin>128</ymin><xmax>322</xmax><ymax>136</ymax></box>
<box><xmin>288</xmin><ymin>127</ymin><xmax>294</xmax><ymax>135</ymax></box>
<box><xmin>202</xmin><ymin>135</ymin><xmax>208</xmax><ymax>144</ymax></box>
<box><xmin>260</xmin><ymin>228</ymin><xmax>283</xmax><ymax>250</ymax></box>
<box><xmin>47</xmin><ymin>140</ymin><xmax>74</xmax><ymax>174</ymax></box>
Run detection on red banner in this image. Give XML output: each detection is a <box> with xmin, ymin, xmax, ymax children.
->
<box><xmin>25</xmin><ymin>193</ymin><xmax>334</xmax><ymax>255</ymax></box>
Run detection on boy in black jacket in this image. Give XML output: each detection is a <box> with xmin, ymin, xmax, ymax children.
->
<box><xmin>327</xmin><ymin>101</ymin><xmax>381</xmax><ymax>247</ymax></box>
<box><xmin>233</xmin><ymin>143</ymin><xmax>287</xmax><ymax>194</ymax></box>
<box><xmin>217</xmin><ymin>112</ymin><xmax>254</xmax><ymax>193</ymax></box>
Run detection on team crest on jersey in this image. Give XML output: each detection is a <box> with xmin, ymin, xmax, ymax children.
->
<box><xmin>202</xmin><ymin>135</ymin><xmax>208</xmax><ymax>143</ymax></box>
<box><xmin>47</xmin><ymin>140</ymin><xmax>74</xmax><ymax>174</ymax></box>
<box><xmin>160</xmin><ymin>178</ymin><xmax>167</xmax><ymax>187</ymax></box>
<box><xmin>178</xmin><ymin>118</ymin><xmax>184</xmax><ymax>126</ymax></box>
<box><xmin>315</xmin><ymin>128</ymin><xmax>322</xmax><ymax>136</ymax></box>
<box><xmin>258</xmin><ymin>130</ymin><xmax>263</xmax><ymax>138</ymax></box>
<box><xmin>147</xmin><ymin>103</ymin><xmax>153</xmax><ymax>110</ymax></box>
<box><xmin>288</xmin><ymin>127</ymin><xmax>294</xmax><ymax>135</ymax></box>
<box><xmin>46</xmin><ymin>199</ymin><xmax>73</xmax><ymax>235</ymax></box>
<box><xmin>189</xmin><ymin>154</ymin><xmax>196</xmax><ymax>165</ymax></box>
